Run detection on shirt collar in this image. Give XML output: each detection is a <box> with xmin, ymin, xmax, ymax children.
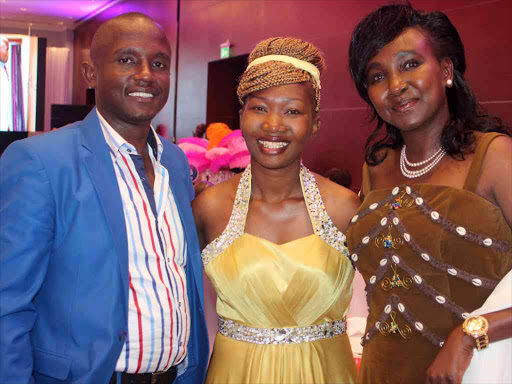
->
<box><xmin>97</xmin><ymin>109</ymin><xmax>163</xmax><ymax>161</ymax></box>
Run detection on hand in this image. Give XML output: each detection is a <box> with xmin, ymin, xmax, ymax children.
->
<box><xmin>425</xmin><ymin>326</ymin><xmax>474</xmax><ymax>384</ymax></box>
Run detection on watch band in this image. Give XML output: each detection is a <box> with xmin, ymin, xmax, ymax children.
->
<box><xmin>475</xmin><ymin>334</ymin><xmax>489</xmax><ymax>350</ymax></box>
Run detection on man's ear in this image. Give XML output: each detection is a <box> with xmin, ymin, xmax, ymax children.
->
<box><xmin>82</xmin><ymin>61</ymin><xmax>97</xmax><ymax>89</ymax></box>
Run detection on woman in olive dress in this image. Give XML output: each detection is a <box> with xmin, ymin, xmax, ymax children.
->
<box><xmin>346</xmin><ymin>3</ymin><xmax>512</xmax><ymax>384</ymax></box>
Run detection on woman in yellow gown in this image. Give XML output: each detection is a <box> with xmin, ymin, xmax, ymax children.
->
<box><xmin>193</xmin><ymin>37</ymin><xmax>361</xmax><ymax>383</ymax></box>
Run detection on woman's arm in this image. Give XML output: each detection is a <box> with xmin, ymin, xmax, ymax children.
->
<box><xmin>426</xmin><ymin>308</ymin><xmax>512</xmax><ymax>384</ymax></box>
<box><xmin>426</xmin><ymin>136</ymin><xmax>512</xmax><ymax>384</ymax></box>
<box><xmin>192</xmin><ymin>178</ymin><xmax>237</xmax><ymax>251</ymax></box>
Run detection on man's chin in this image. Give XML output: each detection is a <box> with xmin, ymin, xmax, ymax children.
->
<box><xmin>130</xmin><ymin>115</ymin><xmax>156</xmax><ymax>124</ymax></box>
<box><xmin>98</xmin><ymin>106</ymin><xmax>161</xmax><ymax>128</ymax></box>
<box><xmin>126</xmin><ymin>110</ymin><xmax>160</xmax><ymax>124</ymax></box>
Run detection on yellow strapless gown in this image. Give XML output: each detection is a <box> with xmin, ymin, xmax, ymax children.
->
<box><xmin>202</xmin><ymin>165</ymin><xmax>358</xmax><ymax>384</ymax></box>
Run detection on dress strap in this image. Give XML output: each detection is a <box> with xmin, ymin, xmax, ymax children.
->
<box><xmin>201</xmin><ymin>165</ymin><xmax>251</xmax><ymax>266</ymax></box>
<box><xmin>300</xmin><ymin>166</ymin><xmax>350</xmax><ymax>258</ymax></box>
<box><xmin>463</xmin><ymin>132</ymin><xmax>505</xmax><ymax>192</ymax></box>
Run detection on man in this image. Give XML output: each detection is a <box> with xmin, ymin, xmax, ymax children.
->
<box><xmin>0</xmin><ymin>13</ymin><xmax>208</xmax><ymax>384</ymax></box>
<box><xmin>0</xmin><ymin>35</ymin><xmax>12</xmax><ymax>131</ymax></box>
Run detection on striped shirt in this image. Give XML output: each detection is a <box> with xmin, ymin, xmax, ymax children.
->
<box><xmin>97</xmin><ymin>111</ymin><xmax>190</xmax><ymax>374</ymax></box>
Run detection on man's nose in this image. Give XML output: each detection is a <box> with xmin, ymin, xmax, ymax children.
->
<box><xmin>133</xmin><ymin>61</ymin><xmax>152</xmax><ymax>82</ymax></box>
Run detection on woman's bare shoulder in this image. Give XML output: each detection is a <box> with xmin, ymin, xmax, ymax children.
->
<box><xmin>313</xmin><ymin>173</ymin><xmax>361</xmax><ymax>232</ymax></box>
<box><xmin>193</xmin><ymin>174</ymin><xmax>240</xmax><ymax>216</ymax></box>
<box><xmin>192</xmin><ymin>174</ymin><xmax>241</xmax><ymax>243</ymax></box>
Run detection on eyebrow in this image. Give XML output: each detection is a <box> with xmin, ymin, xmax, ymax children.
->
<box><xmin>366</xmin><ymin>50</ymin><xmax>419</xmax><ymax>73</ymax></box>
<box><xmin>395</xmin><ymin>50</ymin><xmax>417</xmax><ymax>58</ymax></box>
<box><xmin>113</xmin><ymin>47</ymin><xmax>170</xmax><ymax>60</ymax></box>
<box><xmin>250</xmin><ymin>95</ymin><xmax>305</xmax><ymax>103</ymax></box>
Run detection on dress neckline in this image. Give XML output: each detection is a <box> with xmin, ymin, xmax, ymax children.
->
<box><xmin>201</xmin><ymin>164</ymin><xmax>350</xmax><ymax>266</ymax></box>
<box><xmin>364</xmin><ymin>183</ymin><xmax>503</xmax><ymax>214</ymax></box>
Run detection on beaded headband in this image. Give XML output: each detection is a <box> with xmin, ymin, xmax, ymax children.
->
<box><xmin>245</xmin><ymin>54</ymin><xmax>321</xmax><ymax>89</ymax></box>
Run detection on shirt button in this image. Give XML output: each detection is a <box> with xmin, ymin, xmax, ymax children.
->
<box><xmin>119</xmin><ymin>331</ymin><xmax>127</xmax><ymax>341</ymax></box>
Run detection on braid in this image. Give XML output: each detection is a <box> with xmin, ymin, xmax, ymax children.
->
<box><xmin>237</xmin><ymin>37</ymin><xmax>325</xmax><ymax>112</ymax></box>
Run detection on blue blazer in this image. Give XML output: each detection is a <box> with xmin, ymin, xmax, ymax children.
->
<box><xmin>0</xmin><ymin>109</ymin><xmax>209</xmax><ymax>384</ymax></box>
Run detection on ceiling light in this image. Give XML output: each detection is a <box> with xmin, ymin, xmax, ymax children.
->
<box><xmin>20</xmin><ymin>7</ymin><xmax>27</xmax><ymax>11</ymax></box>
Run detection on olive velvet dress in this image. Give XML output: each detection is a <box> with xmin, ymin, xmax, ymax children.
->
<box><xmin>346</xmin><ymin>132</ymin><xmax>512</xmax><ymax>383</ymax></box>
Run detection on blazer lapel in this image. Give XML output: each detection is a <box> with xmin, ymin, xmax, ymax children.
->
<box><xmin>80</xmin><ymin>108</ymin><xmax>129</xmax><ymax>302</ymax></box>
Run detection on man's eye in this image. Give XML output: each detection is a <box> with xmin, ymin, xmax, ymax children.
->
<box><xmin>252</xmin><ymin>106</ymin><xmax>266</xmax><ymax>112</ymax></box>
<box><xmin>286</xmin><ymin>109</ymin><xmax>301</xmax><ymax>115</ymax></box>
<box><xmin>153</xmin><ymin>61</ymin><xmax>166</xmax><ymax>68</ymax></box>
<box><xmin>118</xmin><ymin>58</ymin><xmax>134</xmax><ymax>64</ymax></box>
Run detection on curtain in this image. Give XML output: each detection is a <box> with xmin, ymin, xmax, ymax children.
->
<box><xmin>10</xmin><ymin>44</ymin><xmax>25</xmax><ymax>132</ymax></box>
<box><xmin>45</xmin><ymin>47</ymin><xmax>72</xmax><ymax>131</ymax></box>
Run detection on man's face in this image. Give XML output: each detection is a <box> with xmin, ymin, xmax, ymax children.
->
<box><xmin>93</xmin><ymin>19</ymin><xmax>171</xmax><ymax>128</ymax></box>
<box><xmin>0</xmin><ymin>40</ymin><xmax>9</xmax><ymax>63</ymax></box>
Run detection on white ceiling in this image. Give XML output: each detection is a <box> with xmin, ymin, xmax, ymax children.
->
<box><xmin>0</xmin><ymin>0</ymin><xmax>121</xmax><ymax>31</ymax></box>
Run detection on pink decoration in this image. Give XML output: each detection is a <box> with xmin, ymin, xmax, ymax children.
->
<box><xmin>179</xmin><ymin>127</ymin><xmax>251</xmax><ymax>182</ymax></box>
<box><xmin>205</xmin><ymin>147</ymin><xmax>230</xmax><ymax>173</ymax></box>
<box><xmin>218</xmin><ymin>130</ymin><xmax>242</xmax><ymax>147</ymax></box>
<box><xmin>229</xmin><ymin>151</ymin><xmax>251</xmax><ymax>169</ymax></box>
<box><xmin>178</xmin><ymin>137</ymin><xmax>209</xmax><ymax>148</ymax></box>
<box><xmin>178</xmin><ymin>141</ymin><xmax>209</xmax><ymax>172</ymax></box>
<box><xmin>178</xmin><ymin>142</ymin><xmax>207</xmax><ymax>155</ymax></box>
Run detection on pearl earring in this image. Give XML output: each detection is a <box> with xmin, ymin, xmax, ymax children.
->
<box><xmin>446</xmin><ymin>79</ymin><xmax>453</xmax><ymax>87</ymax></box>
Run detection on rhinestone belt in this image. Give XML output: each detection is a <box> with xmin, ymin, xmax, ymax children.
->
<box><xmin>218</xmin><ymin>317</ymin><xmax>347</xmax><ymax>345</ymax></box>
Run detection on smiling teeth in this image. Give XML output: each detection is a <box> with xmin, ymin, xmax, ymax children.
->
<box><xmin>259</xmin><ymin>140</ymin><xmax>288</xmax><ymax>149</ymax></box>
<box><xmin>129</xmin><ymin>92</ymin><xmax>153</xmax><ymax>98</ymax></box>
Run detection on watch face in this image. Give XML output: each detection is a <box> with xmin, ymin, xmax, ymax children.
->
<box><xmin>466</xmin><ymin>317</ymin><xmax>488</xmax><ymax>335</ymax></box>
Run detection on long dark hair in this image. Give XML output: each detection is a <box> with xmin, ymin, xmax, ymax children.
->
<box><xmin>348</xmin><ymin>2</ymin><xmax>510</xmax><ymax>166</ymax></box>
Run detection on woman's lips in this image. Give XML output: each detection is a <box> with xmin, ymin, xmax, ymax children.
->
<box><xmin>393</xmin><ymin>98</ymin><xmax>418</xmax><ymax>113</ymax></box>
<box><xmin>257</xmin><ymin>139</ymin><xmax>290</xmax><ymax>155</ymax></box>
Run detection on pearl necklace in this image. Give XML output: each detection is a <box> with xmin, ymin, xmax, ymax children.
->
<box><xmin>400</xmin><ymin>145</ymin><xmax>446</xmax><ymax>179</ymax></box>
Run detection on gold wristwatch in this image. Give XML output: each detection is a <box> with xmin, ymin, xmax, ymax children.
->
<box><xmin>462</xmin><ymin>315</ymin><xmax>489</xmax><ymax>351</ymax></box>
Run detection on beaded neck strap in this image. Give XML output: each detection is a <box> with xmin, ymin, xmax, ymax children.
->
<box><xmin>201</xmin><ymin>165</ymin><xmax>251</xmax><ymax>266</ymax></box>
<box><xmin>201</xmin><ymin>164</ymin><xmax>350</xmax><ymax>266</ymax></box>
<box><xmin>300</xmin><ymin>165</ymin><xmax>350</xmax><ymax>258</ymax></box>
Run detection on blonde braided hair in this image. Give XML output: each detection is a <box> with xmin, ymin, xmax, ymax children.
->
<box><xmin>237</xmin><ymin>37</ymin><xmax>325</xmax><ymax>112</ymax></box>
